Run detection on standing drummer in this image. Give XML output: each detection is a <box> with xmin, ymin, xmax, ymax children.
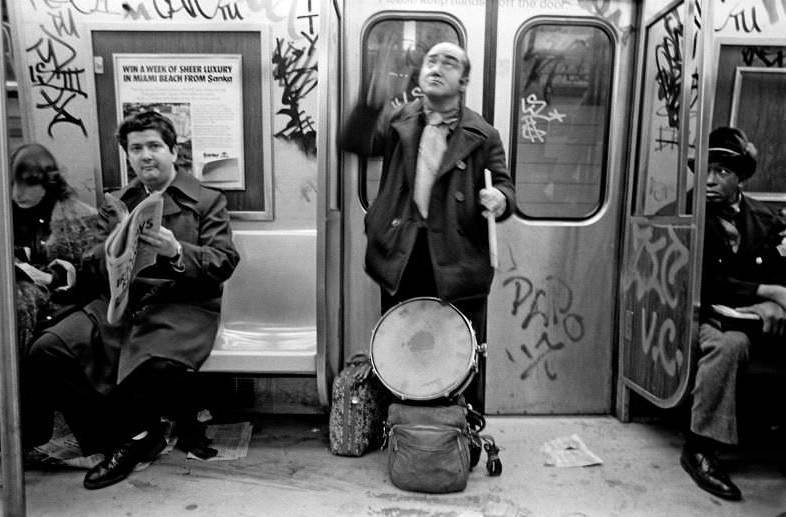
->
<box><xmin>341</xmin><ymin>41</ymin><xmax>515</xmax><ymax>410</ymax></box>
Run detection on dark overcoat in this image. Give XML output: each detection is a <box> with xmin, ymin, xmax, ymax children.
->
<box><xmin>343</xmin><ymin>98</ymin><xmax>516</xmax><ymax>302</ymax></box>
<box><xmin>42</xmin><ymin>170</ymin><xmax>239</xmax><ymax>393</ymax></box>
<box><xmin>702</xmin><ymin>194</ymin><xmax>786</xmax><ymax>311</ymax></box>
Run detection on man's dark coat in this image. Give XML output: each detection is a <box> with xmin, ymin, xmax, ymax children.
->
<box><xmin>702</xmin><ymin>195</ymin><xmax>786</xmax><ymax>310</ymax></box>
<box><xmin>40</xmin><ymin>170</ymin><xmax>239</xmax><ymax>393</ymax></box>
<box><xmin>343</xmin><ymin>98</ymin><xmax>515</xmax><ymax>301</ymax></box>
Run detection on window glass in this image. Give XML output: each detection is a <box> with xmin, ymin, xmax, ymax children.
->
<box><xmin>634</xmin><ymin>4</ymin><xmax>685</xmax><ymax>216</ymax></box>
<box><xmin>511</xmin><ymin>23</ymin><xmax>614</xmax><ymax>219</ymax></box>
<box><xmin>361</xmin><ymin>18</ymin><xmax>461</xmax><ymax>207</ymax></box>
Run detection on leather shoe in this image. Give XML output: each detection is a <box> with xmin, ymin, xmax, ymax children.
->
<box><xmin>83</xmin><ymin>427</ymin><xmax>166</xmax><ymax>490</ymax></box>
<box><xmin>680</xmin><ymin>445</ymin><xmax>742</xmax><ymax>501</ymax></box>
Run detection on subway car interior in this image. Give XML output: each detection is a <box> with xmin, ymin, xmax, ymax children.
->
<box><xmin>1</xmin><ymin>0</ymin><xmax>786</xmax><ymax>515</ymax></box>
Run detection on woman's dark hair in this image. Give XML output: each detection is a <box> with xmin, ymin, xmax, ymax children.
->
<box><xmin>10</xmin><ymin>143</ymin><xmax>73</xmax><ymax>201</ymax></box>
<box><xmin>115</xmin><ymin>110</ymin><xmax>177</xmax><ymax>152</ymax></box>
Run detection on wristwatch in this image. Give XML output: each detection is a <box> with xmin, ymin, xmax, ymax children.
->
<box><xmin>170</xmin><ymin>241</ymin><xmax>185</xmax><ymax>272</ymax></box>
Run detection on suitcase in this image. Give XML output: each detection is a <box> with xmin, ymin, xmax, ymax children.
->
<box><xmin>329</xmin><ymin>353</ymin><xmax>388</xmax><ymax>456</ymax></box>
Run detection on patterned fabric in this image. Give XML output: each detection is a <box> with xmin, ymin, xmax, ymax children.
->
<box><xmin>716</xmin><ymin>196</ymin><xmax>742</xmax><ymax>253</ymax></box>
<box><xmin>15</xmin><ymin>281</ymin><xmax>48</xmax><ymax>356</ymax></box>
<box><xmin>329</xmin><ymin>354</ymin><xmax>388</xmax><ymax>457</ymax></box>
<box><xmin>14</xmin><ymin>195</ymin><xmax>101</xmax><ymax>355</ymax></box>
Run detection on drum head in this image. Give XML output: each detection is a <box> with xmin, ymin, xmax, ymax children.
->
<box><xmin>370</xmin><ymin>297</ymin><xmax>476</xmax><ymax>400</ymax></box>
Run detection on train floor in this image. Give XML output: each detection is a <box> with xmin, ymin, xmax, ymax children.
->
<box><xmin>17</xmin><ymin>412</ymin><xmax>786</xmax><ymax>517</ymax></box>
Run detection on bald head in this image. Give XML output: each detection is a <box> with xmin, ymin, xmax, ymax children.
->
<box><xmin>418</xmin><ymin>42</ymin><xmax>471</xmax><ymax>105</ymax></box>
<box><xmin>427</xmin><ymin>42</ymin><xmax>470</xmax><ymax>78</ymax></box>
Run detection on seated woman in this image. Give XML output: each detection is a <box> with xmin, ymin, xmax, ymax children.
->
<box><xmin>12</xmin><ymin>143</ymin><xmax>101</xmax><ymax>353</ymax></box>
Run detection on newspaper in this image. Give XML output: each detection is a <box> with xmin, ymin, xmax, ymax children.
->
<box><xmin>543</xmin><ymin>434</ymin><xmax>603</xmax><ymax>467</ymax></box>
<box><xmin>187</xmin><ymin>422</ymin><xmax>253</xmax><ymax>461</ymax></box>
<box><xmin>31</xmin><ymin>434</ymin><xmax>103</xmax><ymax>470</ymax></box>
<box><xmin>104</xmin><ymin>191</ymin><xmax>164</xmax><ymax>324</ymax></box>
<box><xmin>710</xmin><ymin>304</ymin><xmax>761</xmax><ymax>321</ymax></box>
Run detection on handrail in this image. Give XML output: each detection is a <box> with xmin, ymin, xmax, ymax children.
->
<box><xmin>0</xmin><ymin>1</ymin><xmax>27</xmax><ymax>513</ymax></box>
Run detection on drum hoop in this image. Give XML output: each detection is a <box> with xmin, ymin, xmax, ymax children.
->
<box><xmin>369</xmin><ymin>297</ymin><xmax>477</xmax><ymax>400</ymax></box>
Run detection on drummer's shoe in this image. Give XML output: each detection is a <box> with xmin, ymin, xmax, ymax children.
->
<box><xmin>680</xmin><ymin>442</ymin><xmax>742</xmax><ymax>501</ymax></box>
<box><xmin>83</xmin><ymin>425</ymin><xmax>166</xmax><ymax>490</ymax></box>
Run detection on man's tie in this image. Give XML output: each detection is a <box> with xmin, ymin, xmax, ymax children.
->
<box><xmin>718</xmin><ymin>207</ymin><xmax>741</xmax><ymax>254</ymax></box>
<box><xmin>414</xmin><ymin>112</ymin><xmax>452</xmax><ymax>219</ymax></box>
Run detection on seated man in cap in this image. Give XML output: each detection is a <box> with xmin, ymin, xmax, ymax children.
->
<box><xmin>681</xmin><ymin>126</ymin><xmax>786</xmax><ymax>500</ymax></box>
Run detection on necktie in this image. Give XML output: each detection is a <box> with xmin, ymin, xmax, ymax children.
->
<box><xmin>718</xmin><ymin>207</ymin><xmax>741</xmax><ymax>254</ymax></box>
<box><xmin>414</xmin><ymin>112</ymin><xmax>450</xmax><ymax>219</ymax></box>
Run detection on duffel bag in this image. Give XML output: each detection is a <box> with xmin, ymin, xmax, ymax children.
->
<box><xmin>329</xmin><ymin>353</ymin><xmax>388</xmax><ymax>456</ymax></box>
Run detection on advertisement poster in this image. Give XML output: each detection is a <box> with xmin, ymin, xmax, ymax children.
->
<box><xmin>114</xmin><ymin>54</ymin><xmax>245</xmax><ymax>190</ymax></box>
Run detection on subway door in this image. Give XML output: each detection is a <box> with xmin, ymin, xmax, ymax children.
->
<box><xmin>486</xmin><ymin>1</ymin><xmax>638</xmax><ymax>414</ymax></box>
<box><xmin>340</xmin><ymin>2</ymin><xmax>487</xmax><ymax>360</ymax></box>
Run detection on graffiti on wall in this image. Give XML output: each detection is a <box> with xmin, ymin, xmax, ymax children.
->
<box><xmin>622</xmin><ymin>224</ymin><xmax>689</xmax><ymax>378</ymax></box>
<box><xmin>23</xmin><ymin>1</ymin><xmax>117</xmax><ymax>136</ymax></box>
<box><xmin>18</xmin><ymin>0</ymin><xmax>319</xmax><ymax>155</ymax></box>
<box><xmin>501</xmin><ymin>254</ymin><xmax>585</xmax><ymax>381</ymax></box>
<box><xmin>759</xmin><ymin>0</ymin><xmax>786</xmax><ymax>25</ymax></box>
<box><xmin>577</xmin><ymin>0</ymin><xmax>634</xmax><ymax>44</ymax></box>
<box><xmin>654</xmin><ymin>10</ymin><xmax>683</xmax><ymax>130</ymax></box>
<box><xmin>519</xmin><ymin>93</ymin><xmax>566</xmax><ymax>143</ymax></box>
<box><xmin>271</xmin><ymin>0</ymin><xmax>318</xmax><ymax>157</ymax></box>
<box><xmin>717</xmin><ymin>2</ymin><xmax>762</xmax><ymax>33</ymax></box>
<box><xmin>740</xmin><ymin>46</ymin><xmax>786</xmax><ymax>67</ymax></box>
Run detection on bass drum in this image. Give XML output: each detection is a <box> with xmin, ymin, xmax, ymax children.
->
<box><xmin>369</xmin><ymin>297</ymin><xmax>478</xmax><ymax>401</ymax></box>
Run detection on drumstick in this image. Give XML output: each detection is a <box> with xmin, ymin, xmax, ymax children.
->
<box><xmin>483</xmin><ymin>169</ymin><xmax>499</xmax><ymax>270</ymax></box>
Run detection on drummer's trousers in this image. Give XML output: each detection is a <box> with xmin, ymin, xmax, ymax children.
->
<box><xmin>381</xmin><ymin>229</ymin><xmax>488</xmax><ymax>410</ymax></box>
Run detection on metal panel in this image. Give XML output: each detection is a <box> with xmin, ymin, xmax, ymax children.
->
<box><xmin>486</xmin><ymin>1</ymin><xmax>637</xmax><ymax>414</ymax></box>
<box><xmin>0</xmin><ymin>2</ymin><xmax>26</xmax><ymax>512</ymax></box>
<box><xmin>618</xmin><ymin>0</ymin><xmax>709</xmax><ymax>410</ymax></box>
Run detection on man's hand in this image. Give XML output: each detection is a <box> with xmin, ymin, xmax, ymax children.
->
<box><xmin>737</xmin><ymin>301</ymin><xmax>786</xmax><ymax>336</ymax></box>
<box><xmin>139</xmin><ymin>226</ymin><xmax>180</xmax><ymax>259</ymax></box>
<box><xmin>479</xmin><ymin>186</ymin><xmax>507</xmax><ymax>218</ymax></box>
<box><xmin>365</xmin><ymin>33</ymin><xmax>406</xmax><ymax>109</ymax></box>
<box><xmin>755</xmin><ymin>284</ymin><xmax>786</xmax><ymax>310</ymax></box>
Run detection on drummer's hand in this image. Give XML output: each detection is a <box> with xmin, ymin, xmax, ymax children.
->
<box><xmin>480</xmin><ymin>186</ymin><xmax>506</xmax><ymax>218</ymax></box>
<box><xmin>366</xmin><ymin>33</ymin><xmax>401</xmax><ymax>109</ymax></box>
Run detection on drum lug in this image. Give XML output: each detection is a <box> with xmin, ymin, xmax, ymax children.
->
<box><xmin>478</xmin><ymin>342</ymin><xmax>488</xmax><ymax>357</ymax></box>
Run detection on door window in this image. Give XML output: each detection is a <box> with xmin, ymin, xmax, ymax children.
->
<box><xmin>511</xmin><ymin>22</ymin><xmax>614</xmax><ymax>219</ymax></box>
<box><xmin>360</xmin><ymin>16</ymin><xmax>463</xmax><ymax>207</ymax></box>
<box><xmin>633</xmin><ymin>4</ymin><xmax>686</xmax><ymax>216</ymax></box>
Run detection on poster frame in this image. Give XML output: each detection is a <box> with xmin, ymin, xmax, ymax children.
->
<box><xmin>112</xmin><ymin>52</ymin><xmax>246</xmax><ymax>191</ymax></box>
<box><xmin>83</xmin><ymin>22</ymin><xmax>274</xmax><ymax>220</ymax></box>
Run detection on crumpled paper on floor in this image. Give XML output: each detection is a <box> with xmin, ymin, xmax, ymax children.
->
<box><xmin>187</xmin><ymin>421</ymin><xmax>253</xmax><ymax>461</ymax></box>
<box><xmin>30</xmin><ymin>434</ymin><xmax>103</xmax><ymax>469</ymax></box>
<box><xmin>542</xmin><ymin>433</ymin><xmax>603</xmax><ymax>467</ymax></box>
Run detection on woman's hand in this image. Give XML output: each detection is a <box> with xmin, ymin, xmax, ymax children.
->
<box><xmin>16</xmin><ymin>262</ymin><xmax>53</xmax><ymax>287</ymax></box>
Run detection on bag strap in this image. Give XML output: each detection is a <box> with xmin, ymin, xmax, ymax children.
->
<box><xmin>345</xmin><ymin>353</ymin><xmax>373</xmax><ymax>383</ymax></box>
<box><xmin>481</xmin><ymin>435</ymin><xmax>502</xmax><ymax>476</ymax></box>
<box><xmin>466</xmin><ymin>405</ymin><xmax>486</xmax><ymax>433</ymax></box>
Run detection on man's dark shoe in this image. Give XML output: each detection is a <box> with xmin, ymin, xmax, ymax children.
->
<box><xmin>680</xmin><ymin>445</ymin><xmax>742</xmax><ymax>501</ymax></box>
<box><xmin>83</xmin><ymin>428</ymin><xmax>166</xmax><ymax>490</ymax></box>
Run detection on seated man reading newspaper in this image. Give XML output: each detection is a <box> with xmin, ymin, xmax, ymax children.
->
<box><xmin>22</xmin><ymin>111</ymin><xmax>240</xmax><ymax>490</ymax></box>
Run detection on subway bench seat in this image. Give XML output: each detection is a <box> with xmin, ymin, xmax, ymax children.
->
<box><xmin>200</xmin><ymin>229</ymin><xmax>317</xmax><ymax>374</ymax></box>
